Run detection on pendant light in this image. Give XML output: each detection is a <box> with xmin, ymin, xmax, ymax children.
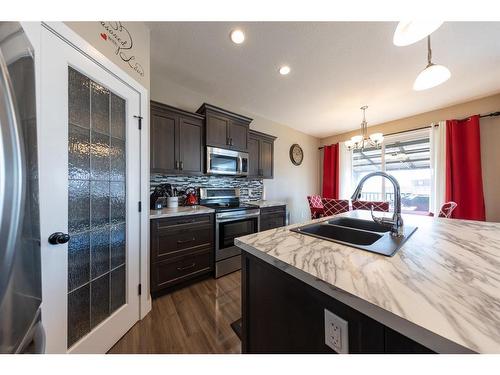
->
<box><xmin>345</xmin><ymin>106</ymin><xmax>384</xmax><ymax>151</ymax></box>
<box><xmin>393</xmin><ymin>20</ymin><xmax>443</xmax><ymax>46</ymax></box>
<box><xmin>413</xmin><ymin>36</ymin><xmax>451</xmax><ymax>91</ymax></box>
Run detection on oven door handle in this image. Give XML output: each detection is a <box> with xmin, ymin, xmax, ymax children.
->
<box><xmin>216</xmin><ymin>214</ymin><xmax>260</xmax><ymax>223</ymax></box>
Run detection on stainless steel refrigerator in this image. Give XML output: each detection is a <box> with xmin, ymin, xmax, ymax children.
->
<box><xmin>0</xmin><ymin>22</ymin><xmax>44</xmax><ymax>354</ymax></box>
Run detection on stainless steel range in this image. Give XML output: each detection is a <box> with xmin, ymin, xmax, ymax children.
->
<box><xmin>199</xmin><ymin>188</ymin><xmax>260</xmax><ymax>278</ymax></box>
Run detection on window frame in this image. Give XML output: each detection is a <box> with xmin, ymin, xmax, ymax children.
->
<box><xmin>350</xmin><ymin>127</ymin><xmax>432</xmax><ymax>213</ymax></box>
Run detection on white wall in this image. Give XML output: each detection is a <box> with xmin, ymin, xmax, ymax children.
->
<box><xmin>150</xmin><ymin>76</ymin><xmax>321</xmax><ymax>224</ymax></box>
<box><xmin>65</xmin><ymin>22</ymin><xmax>150</xmax><ymax>90</ymax></box>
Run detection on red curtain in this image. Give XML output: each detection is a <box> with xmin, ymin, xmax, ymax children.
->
<box><xmin>322</xmin><ymin>143</ymin><xmax>339</xmax><ymax>199</ymax></box>
<box><xmin>445</xmin><ymin>115</ymin><xmax>486</xmax><ymax>221</ymax></box>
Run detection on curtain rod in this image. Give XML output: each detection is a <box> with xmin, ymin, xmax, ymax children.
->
<box><xmin>318</xmin><ymin>110</ymin><xmax>500</xmax><ymax>150</ymax></box>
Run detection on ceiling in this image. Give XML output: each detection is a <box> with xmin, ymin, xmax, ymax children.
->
<box><xmin>148</xmin><ymin>22</ymin><xmax>500</xmax><ymax>139</ymax></box>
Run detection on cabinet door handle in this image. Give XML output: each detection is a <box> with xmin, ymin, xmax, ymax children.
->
<box><xmin>177</xmin><ymin>263</ymin><xmax>196</xmax><ymax>271</ymax></box>
<box><xmin>175</xmin><ymin>160</ymin><xmax>179</xmax><ymax>169</ymax></box>
<box><xmin>176</xmin><ymin>219</ymin><xmax>196</xmax><ymax>226</ymax></box>
<box><xmin>230</xmin><ymin>138</ymin><xmax>233</xmax><ymax>146</ymax></box>
<box><xmin>177</xmin><ymin>237</ymin><xmax>195</xmax><ymax>244</ymax></box>
<box><xmin>180</xmin><ymin>161</ymin><xmax>184</xmax><ymax>170</ymax></box>
<box><xmin>226</xmin><ymin>137</ymin><xmax>230</xmax><ymax>145</ymax></box>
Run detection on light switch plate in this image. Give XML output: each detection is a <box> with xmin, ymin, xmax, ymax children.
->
<box><xmin>324</xmin><ymin>309</ymin><xmax>349</xmax><ymax>354</ymax></box>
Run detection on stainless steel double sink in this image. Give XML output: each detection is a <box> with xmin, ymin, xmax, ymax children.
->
<box><xmin>290</xmin><ymin>216</ymin><xmax>417</xmax><ymax>256</ymax></box>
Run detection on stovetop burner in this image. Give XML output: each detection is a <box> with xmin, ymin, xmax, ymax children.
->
<box><xmin>202</xmin><ymin>202</ymin><xmax>258</xmax><ymax>212</ymax></box>
<box><xmin>198</xmin><ymin>187</ymin><xmax>258</xmax><ymax>212</ymax></box>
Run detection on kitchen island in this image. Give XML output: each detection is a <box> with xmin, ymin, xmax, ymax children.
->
<box><xmin>235</xmin><ymin>210</ymin><xmax>500</xmax><ymax>354</ymax></box>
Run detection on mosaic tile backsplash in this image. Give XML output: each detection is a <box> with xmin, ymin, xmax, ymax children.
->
<box><xmin>150</xmin><ymin>174</ymin><xmax>264</xmax><ymax>202</ymax></box>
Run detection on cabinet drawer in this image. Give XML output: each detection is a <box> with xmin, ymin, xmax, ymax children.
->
<box><xmin>155</xmin><ymin>214</ymin><xmax>211</xmax><ymax>230</ymax></box>
<box><xmin>260</xmin><ymin>206</ymin><xmax>286</xmax><ymax>231</ymax></box>
<box><xmin>260</xmin><ymin>205</ymin><xmax>286</xmax><ymax>215</ymax></box>
<box><xmin>151</xmin><ymin>250</ymin><xmax>211</xmax><ymax>291</ymax></box>
<box><xmin>153</xmin><ymin>224</ymin><xmax>212</xmax><ymax>260</ymax></box>
<box><xmin>261</xmin><ymin>215</ymin><xmax>286</xmax><ymax>231</ymax></box>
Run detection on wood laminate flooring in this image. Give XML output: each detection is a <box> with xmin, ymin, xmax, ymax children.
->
<box><xmin>108</xmin><ymin>271</ymin><xmax>242</xmax><ymax>354</ymax></box>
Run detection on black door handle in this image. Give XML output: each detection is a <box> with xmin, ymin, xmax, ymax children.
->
<box><xmin>48</xmin><ymin>232</ymin><xmax>70</xmax><ymax>245</ymax></box>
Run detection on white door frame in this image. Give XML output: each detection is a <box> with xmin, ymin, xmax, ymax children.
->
<box><xmin>22</xmin><ymin>21</ymin><xmax>151</xmax><ymax>352</ymax></box>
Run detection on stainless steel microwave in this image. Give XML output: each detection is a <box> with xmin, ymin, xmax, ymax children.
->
<box><xmin>206</xmin><ymin>146</ymin><xmax>249</xmax><ymax>176</ymax></box>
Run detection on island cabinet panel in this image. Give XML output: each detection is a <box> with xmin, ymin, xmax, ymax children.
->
<box><xmin>150</xmin><ymin>101</ymin><xmax>205</xmax><ymax>175</ymax></box>
<box><xmin>197</xmin><ymin>103</ymin><xmax>253</xmax><ymax>152</ymax></box>
<box><xmin>248</xmin><ymin>130</ymin><xmax>276</xmax><ymax>179</ymax></box>
<box><xmin>260</xmin><ymin>205</ymin><xmax>286</xmax><ymax>231</ymax></box>
<box><xmin>150</xmin><ymin>214</ymin><xmax>214</xmax><ymax>296</ymax></box>
<box><xmin>240</xmin><ymin>252</ymin><xmax>434</xmax><ymax>354</ymax></box>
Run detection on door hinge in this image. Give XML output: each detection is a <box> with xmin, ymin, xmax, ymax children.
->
<box><xmin>138</xmin><ymin>284</ymin><xmax>142</xmax><ymax>295</ymax></box>
<box><xmin>134</xmin><ymin>115</ymin><xmax>143</xmax><ymax>130</ymax></box>
<box><xmin>138</xmin><ymin>201</ymin><xmax>142</xmax><ymax>212</ymax></box>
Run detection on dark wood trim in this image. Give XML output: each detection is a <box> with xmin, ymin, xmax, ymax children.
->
<box><xmin>196</xmin><ymin>102</ymin><xmax>253</xmax><ymax>124</ymax></box>
<box><xmin>150</xmin><ymin>100</ymin><xmax>204</xmax><ymax>120</ymax></box>
<box><xmin>249</xmin><ymin>129</ymin><xmax>277</xmax><ymax>141</ymax></box>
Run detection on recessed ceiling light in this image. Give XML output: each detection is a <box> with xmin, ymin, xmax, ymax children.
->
<box><xmin>279</xmin><ymin>66</ymin><xmax>291</xmax><ymax>75</ymax></box>
<box><xmin>230</xmin><ymin>29</ymin><xmax>245</xmax><ymax>44</ymax></box>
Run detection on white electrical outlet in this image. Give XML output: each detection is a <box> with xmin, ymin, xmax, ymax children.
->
<box><xmin>324</xmin><ymin>309</ymin><xmax>349</xmax><ymax>354</ymax></box>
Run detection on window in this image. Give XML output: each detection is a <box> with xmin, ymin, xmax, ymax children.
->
<box><xmin>351</xmin><ymin>129</ymin><xmax>431</xmax><ymax>214</ymax></box>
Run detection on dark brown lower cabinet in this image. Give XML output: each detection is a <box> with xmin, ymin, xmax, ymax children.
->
<box><xmin>260</xmin><ymin>205</ymin><xmax>286</xmax><ymax>231</ymax></box>
<box><xmin>150</xmin><ymin>214</ymin><xmax>214</xmax><ymax>296</ymax></box>
<box><xmin>240</xmin><ymin>252</ymin><xmax>434</xmax><ymax>354</ymax></box>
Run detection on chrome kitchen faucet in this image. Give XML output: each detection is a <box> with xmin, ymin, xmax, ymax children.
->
<box><xmin>351</xmin><ymin>171</ymin><xmax>404</xmax><ymax>237</ymax></box>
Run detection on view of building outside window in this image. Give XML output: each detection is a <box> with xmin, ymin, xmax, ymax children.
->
<box><xmin>351</xmin><ymin>129</ymin><xmax>431</xmax><ymax>214</ymax></box>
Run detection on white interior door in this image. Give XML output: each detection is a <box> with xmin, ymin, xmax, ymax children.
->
<box><xmin>38</xmin><ymin>25</ymin><xmax>141</xmax><ymax>353</ymax></box>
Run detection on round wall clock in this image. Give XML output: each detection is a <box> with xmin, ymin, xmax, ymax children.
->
<box><xmin>289</xmin><ymin>143</ymin><xmax>304</xmax><ymax>166</ymax></box>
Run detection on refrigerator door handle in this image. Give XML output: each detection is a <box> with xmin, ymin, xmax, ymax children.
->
<box><xmin>0</xmin><ymin>48</ymin><xmax>26</xmax><ymax>303</ymax></box>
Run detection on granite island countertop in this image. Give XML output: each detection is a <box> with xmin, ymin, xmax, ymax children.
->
<box><xmin>234</xmin><ymin>210</ymin><xmax>500</xmax><ymax>353</ymax></box>
<box><xmin>150</xmin><ymin>205</ymin><xmax>215</xmax><ymax>219</ymax></box>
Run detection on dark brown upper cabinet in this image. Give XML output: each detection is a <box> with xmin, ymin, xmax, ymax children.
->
<box><xmin>196</xmin><ymin>103</ymin><xmax>252</xmax><ymax>152</ymax></box>
<box><xmin>248</xmin><ymin>129</ymin><xmax>277</xmax><ymax>179</ymax></box>
<box><xmin>150</xmin><ymin>101</ymin><xmax>205</xmax><ymax>175</ymax></box>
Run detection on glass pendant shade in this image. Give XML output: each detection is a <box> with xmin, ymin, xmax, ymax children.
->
<box><xmin>369</xmin><ymin>132</ymin><xmax>384</xmax><ymax>144</ymax></box>
<box><xmin>344</xmin><ymin>140</ymin><xmax>354</xmax><ymax>149</ymax></box>
<box><xmin>393</xmin><ymin>20</ymin><xmax>443</xmax><ymax>46</ymax></box>
<box><xmin>351</xmin><ymin>135</ymin><xmax>363</xmax><ymax>144</ymax></box>
<box><xmin>413</xmin><ymin>63</ymin><xmax>451</xmax><ymax>91</ymax></box>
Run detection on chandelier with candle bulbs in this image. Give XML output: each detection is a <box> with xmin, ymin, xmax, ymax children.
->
<box><xmin>345</xmin><ymin>106</ymin><xmax>384</xmax><ymax>151</ymax></box>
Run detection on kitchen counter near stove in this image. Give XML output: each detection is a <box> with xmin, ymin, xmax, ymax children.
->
<box><xmin>149</xmin><ymin>205</ymin><xmax>215</xmax><ymax>219</ymax></box>
<box><xmin>248</xmin><ymin>200</ymin><xmax>287</xmax><ymax>208</ymax></box>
